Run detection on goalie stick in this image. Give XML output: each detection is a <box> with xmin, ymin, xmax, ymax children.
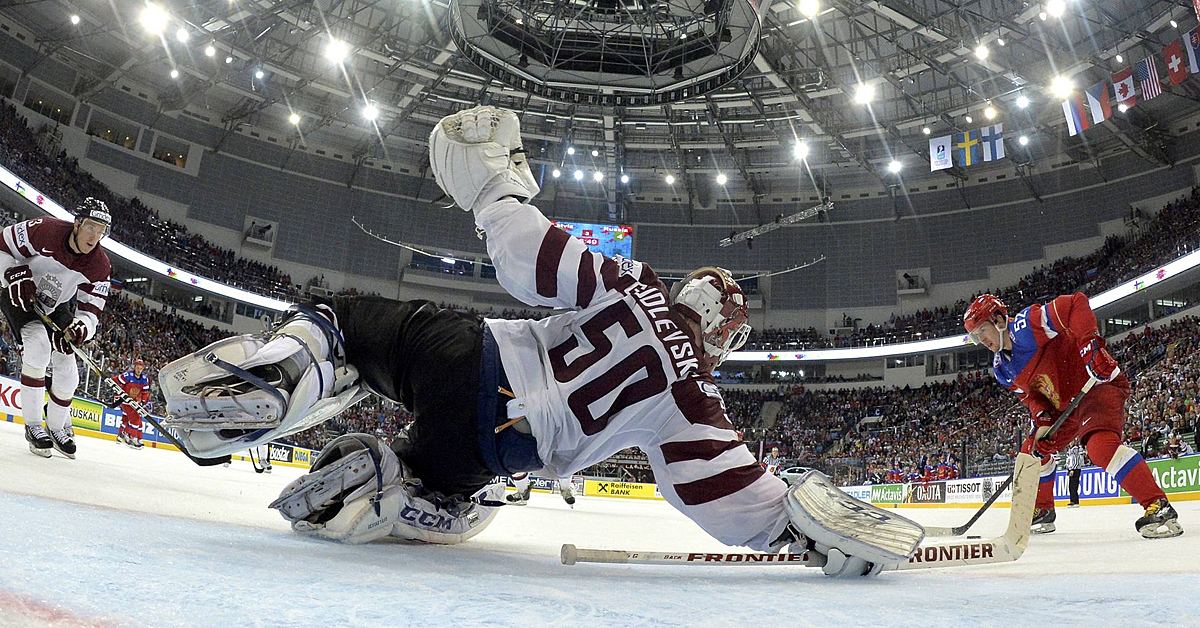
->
<box><xmin>922</xmin><ymin>376</ymin><xmax>1099</xmax><ymax>537</ymax></box>
<box><xmin>560</xmin><ymin>453</ymin><xmax>1040</xmax><ymax>573</ymax></box>
<box><xmin>37</xmin><ymin>312</ymin><xmax>232</xmax><ymax>467</ymax></box>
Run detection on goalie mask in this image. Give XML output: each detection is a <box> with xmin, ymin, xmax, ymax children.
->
<box><xmin>670</xmin><ymin>267</ymin><xmax>751</xmax><ymax>371</ymax></box>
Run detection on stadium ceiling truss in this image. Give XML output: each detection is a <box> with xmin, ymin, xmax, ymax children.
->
<box><xmin>3</xmin><ymin>0</ymin><xmax>1196</xmax><ymax>209</ymax></box>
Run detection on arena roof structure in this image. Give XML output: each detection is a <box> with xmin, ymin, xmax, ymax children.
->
<box><xmin>1</xmin><ymin>0</ymin><xmax>1196</xmax><ymax>220</ymax></box>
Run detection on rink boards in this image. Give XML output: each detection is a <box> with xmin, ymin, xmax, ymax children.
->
<box><xmin>1</xmin><ymin>373</ymin><xmax>1197</xmax><ymax>507</ymax></box>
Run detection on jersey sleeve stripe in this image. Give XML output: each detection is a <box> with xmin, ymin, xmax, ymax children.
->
<box><xmin>1039</xmin><ymin>304</ymin><xmax>1059</xmax><ymax>339</ymax></box>
<box><xmin>672</xmin><ymin>463</ymin><xmax>765</xmax><ymax>505</ymax></box>
<box><xmin>534</xmin><ymin>227</ymin><xmax>570</xmax><ymax>299</ymax></box>
<box><xmin>660</xmin><ymin>439</ymin><xmax>743</xmax><ymax>464</ymax></box>
<box><xmin>78</xmin><ymin>301</ymin><xmax>104</xmax><ymax>317</ymax></box>
<box><xmin>575</xmin><ymin>251</ymin><xmax>597</xmax><ymax>308</ymax></box>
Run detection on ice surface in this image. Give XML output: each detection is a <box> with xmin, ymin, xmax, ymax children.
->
<box><xmin>0</xmin><ymin>420</ymin><xmax>1197</xmax><ymax>627</ymax></box>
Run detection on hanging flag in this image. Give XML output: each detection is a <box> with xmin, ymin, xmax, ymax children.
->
<box><xmin>980</xmin><ymin>124</ymin><xmax>1005</xmax><ymax>161</ymax></box>
<box><xmin>929</xmin><ymin>135</ymin><xmax>953</xmax><ymax>171</ymax></box>
<box><xmin>1163</xmin><ymin>39</ymin><xmax>1189</xmax><ymax>85</ymax></box>
<box><xmin>1112</xmin><ymin>68</ymin><xmax>1138</xmax><ymax>107</ymax></box>
<box><xmin>1135</xmin><ymin>56</ymin><xmax>1163</xmax><ymax>99</ymax></box>
<box><xmin>952</xmin><ymin>130</ymin><xmax>982</xmax><ymax>167</ymax></box>
<box><xmin>1061</xmin><ymin>94</ymin><xmax>1090</xmax><ymax>136</ymax></box>
<box><xmin>1186</xmin><ymin>27</ymin><xmax>1200</xmax><ymax>73</ymax></box>
<box><xmin>1084</xmin><ymin>81</ymin><xmax>1112</xmax><ymax>124</ymax></box>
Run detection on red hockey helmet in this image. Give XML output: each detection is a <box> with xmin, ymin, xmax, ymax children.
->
<box><xmin>963</xmin><ymin>294</ymin><xmax>1007</xmax><ymax>343</ymax></box>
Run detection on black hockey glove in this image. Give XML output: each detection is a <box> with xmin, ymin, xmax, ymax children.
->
<box><xmin>3</xmin><ymin>265</ymin><xmax>37</xmax><ymax>312</ymax></box>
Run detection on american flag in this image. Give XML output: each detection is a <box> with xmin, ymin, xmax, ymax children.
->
<box><xmin>1134</xmin><ymin>56</ymin><xmax>1163</xmax><ymax>99</ymax></box>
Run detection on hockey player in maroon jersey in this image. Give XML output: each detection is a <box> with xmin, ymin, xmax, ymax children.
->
<box><xmin>113</xmin><ymin>358</ymin><xmax>152</xmax><ymax>449</ymax></box>
<box><xmin>158</xmin><ymin>106</ymin><xmax>924</xmax><ymax>576</ymax></box>
<box><xmin>0</xmin><ymin>198</ymin><xmax>111</xmax><ymax>459</ymax></box>
<box><xmin>964</xmin><ymin>293</ymin><xmax>1182</xmax><ymax>538</ymax></box>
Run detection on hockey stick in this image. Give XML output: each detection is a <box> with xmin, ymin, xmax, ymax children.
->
<box><xmin>561</xmin><ymin>546</ymin><xmax>824</xmax><ymax>568</ymax></box>
<box><xmin>36</xmin><ymin>312</ymin><xmax>232</xmax><ymax>466</ymax></box>
<box><xmin>560</xmin><ymin>453</ymin><xmax>1041</xmax><ymax>573</ymax></box>
<box><xmin>922</xmin><ymin>376</ymin><xmax>1099</xmax><ymax>537</ymax></box>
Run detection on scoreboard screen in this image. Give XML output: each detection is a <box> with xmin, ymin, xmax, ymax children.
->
<box><xmin>551</xmin><ymin>221</ymin><xmax>634</xmax><ymax>258</ymax></box>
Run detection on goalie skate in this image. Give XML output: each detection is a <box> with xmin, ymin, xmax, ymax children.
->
<box><xmin>268</xmin><ymin>449</ymin><xmax>381</xmax><ymax>523</ymax></box>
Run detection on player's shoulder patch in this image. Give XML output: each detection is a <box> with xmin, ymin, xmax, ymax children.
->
<box><xmin>671</xmin><ymin>374</ymin><xmax>732</xmax><ymax>429</ymax></box>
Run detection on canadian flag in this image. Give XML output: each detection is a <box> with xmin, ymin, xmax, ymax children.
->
<box><xmin>1164</xmin><ymin>39</ymin><xmax>1189</xmax><ymax>86</ymax></box>
<box><xmin>1112</xmin><ymin>68</ymin><xmax>1137</xmax><ymax>107</ymax></box>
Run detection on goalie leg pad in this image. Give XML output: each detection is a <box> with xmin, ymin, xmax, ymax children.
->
<box><xmin>158</xmin><ymin>304</ymin><xmax>368</xmax><ymax>458</ymax></box>
<box><xmin>271</xmin><ymin>433</ymin><xmax>504</xmax><ymax>545</ymax></box>
<box><xmin>428</xmin><ymin>106</ymin><xmax>540</xmax><ymax>212</ymax></box>
<box><xmin>786</xmin><ymin>470</ymin><xmax>925</xmax><ymax>576</ymax></box>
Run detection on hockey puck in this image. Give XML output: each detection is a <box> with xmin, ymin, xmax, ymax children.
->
<box><xmin>967</xmin><ymin>535</ymin><xmax>981</xmax><ymax>539</ymax></box>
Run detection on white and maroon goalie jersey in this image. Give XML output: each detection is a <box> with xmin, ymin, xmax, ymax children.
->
<box><xmin>0</xmin><ymin>217</ymin><xmax>111</xmax><ymax>338</ymax></box>
<box><xmin>479</xmin><ymin>198</ymin><xmax>790</xmax><ymax>550</ymax></box>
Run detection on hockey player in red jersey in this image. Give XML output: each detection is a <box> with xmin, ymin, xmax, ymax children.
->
<box><xmin>114</xmin><ymin>358</ymin><xmax>151</xmax><ymax>449</ymax></box>
<box><xmin>0</xmin><ymin>198</ymin><xmax>112</xmax><ymax>459</ymax></box>
<box><xmin>964</xmin><ymin>293</ymin><xmax>1182</xmax><ymax>538</ymax></box>
<box><xmin>156</xmin><ymin>106</ymin><xmax>925</xmax><ymax>576</ymax></box>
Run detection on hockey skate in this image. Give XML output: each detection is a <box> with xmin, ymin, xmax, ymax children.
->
<box><xmin>25</xmin><ymin>424</ymin><xmax>52</xmax><ymax>458</ymax></box>
<box><xmin>1031</xmin><ymin>508</ymin><xmax>1056</xmax><ymax>534</ymax></box>
<box><xmin>559</xmin><ymin>482</ymin><xmax>576</xmax><ymax>508</ymax></box>
<box><xmin>118</xmin><ymin>431</ymin><xmax>144</xmax><ymax>450</ymax></box>
<box><xmin>48</xmin><ymin>426</ymin><xmax>76</xmax><ymax>460</ymax></box>
<box><xmin>506</xmin><ymin>486</ymin><xmax>531</xmax><ymax>506</ymax></box>
<box><xmin>1135</xmin><ymin>498</ymin><xmax>1183</xmax><ymax>539</ymax></box>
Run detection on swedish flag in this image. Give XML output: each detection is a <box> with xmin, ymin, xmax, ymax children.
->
<box><xmin>953</xmin><ymin>130</ymin><xmax>982</xmax><ymax>167</ymax></box>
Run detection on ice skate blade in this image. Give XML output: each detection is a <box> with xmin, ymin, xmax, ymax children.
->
<box><xmin>1032</xmin><ymin>523</ymin><xmax>1056</xmax><ymax>534</ymax></box>
<box><xmin>1139</xmin><ymin>521</ymin><xmax>1184</xmax><ymax>539</ymax></box>
<box><xmin>27</xmin><ymin>444</ymin><xmax>51</xmax><ymax>458</ymax></box>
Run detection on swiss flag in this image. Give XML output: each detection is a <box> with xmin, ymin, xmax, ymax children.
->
<box><xmin>1112</xmin><ymin>68</ymin><xmax>1137</xmax><ymax>106</ymax></box>
<box><xmin>1164</xmin><ymin>39</ymin><xmax>1189</xmax><ymax>85</ymax></box>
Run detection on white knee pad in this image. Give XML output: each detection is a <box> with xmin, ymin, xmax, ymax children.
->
<box><xmin>19</xmin><ymin>321</ymin><xmax>50</xmax><ymax>371</ymax></box>
<box><xmin>511</xmin><ymin>472</ymin><xmax>530</xmax><ymax>491</ymax></box>
<box><xmin>49</xmin><ymin>352</ymin><xmax>79</xmax><ymax>400</ymax></box>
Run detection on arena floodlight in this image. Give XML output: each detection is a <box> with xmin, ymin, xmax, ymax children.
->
<box><xmin>1170</xmin><ymin>20</ymin><xmax>1178</xmax><ymax>29</ymax></box>
<box><xmin>1018</xmin><ymin>135</ymin><xmax>1030</xmax><ymax>146</ymax></box>
<box><xmin>362</xmin><ymin>103</ymin><xmax>379</xmax><ymax>121</ymax></box>
<box><xmin>620</xmin><ymin>173</ymin><xmax>630</xmax><ymax>184</ymax></box>
<box><xmin>204</xmin><ymin>44</ymin><xmax>216</xmax><ymax>57</ymax></box>
<box><xmin>225</xmin><ymin>56</ymin><xmax>233</xmax><ymax>64</ymax></box>
<box><xmin>974</xmin><ymin>44</ymin><xmax>989</xmax><ymax>61</ymax></box>
<box><xmin>1016</xmin><ymin>94</ymin><xmax>1031</xmax><ymax>109</ymax></box>
<box><xmin>591</xmin><ymin>149</ymin><xmax>599</xmax><ymax>157</ymax></box>
<box><xmin>793</xmin><ymin>141</ymin><xmax>809</xmax><ymax>160</ymax></box>
<box><xmin>964</xmin><ymin>115</ymin><xmax>973</xmax><ymax>124</ymax></box>
<box><xmin>984</xmin><ymin>105</ymin><xmax>998</xmax><ymax>120</ymax></box>
<box><xmin>69</xmin><ymin>14</ymin><xmax>80</xmax><ymax>25</ymax></box>
<box><xmin>716</xmin><ymin>173</ymin><xmax>728</xmax><ymax>186</ymax></box>
<box><xmin>887</xmin><ymin>160</ymin><xmax>902</xmax><ymax>174</ymax></box>
<box><xmin>1049</xmin><ymin>75</ymin><xmax>1075</xmax><ymax>99</ymax></box>
<box><xmin>1045</xmin><ymin>0</ymin><xmax>1065</xmax><ymax>19</ymax></box>
<box><xmin>325</xmin><ymin>39</ymin><xmax>350</xmax><ymax>64</ymax></box>
<box><xmin>797</xmin><ymin>0</ymin><xmax>820</xmax><ymax>19</ymax></box>
<box><xmin>593</xmin><ymin>171</ymin><xmax>604</xmax><ymax>182</ymax></box>
<box><xmin>1116</xmin><ymin>54</ymin><xmax>1124</xmax><ymax>64</ymax></box>
<box><xmin>169</xmin><ymin>68</ymin><xmax>179</xmax><ymax>79</ymax></box>
<box><xmin>139</xmin><ymin>3</ymin><xmax>169</xmax><ymax>35</ymax></box>
<box><xmin>664</xmin><ymin>174</ymin><xmax>676</xmax><ymax>185</ymax></box>
<box><xmin>996</xmin><ymin>38</ymin><xmax>1006</xmax><ymax>46</ymax></box>
<box><xmin>552</xmin><ymin>168</ymin><xmax>561</xmax><ymax>178</ymax></box>
<box><xmin>566</xmin><ymin>146</ymin><xmax>575</xmax><ymax>156</ymax></box>
<box><xmin>254</xmin><ymin>68</ymin><xmax>265</xmax><ymax>79</ymax></box>
<box><xmin>573</xmin><ymin>169</ymin><xmax>583</xmax><ymax>181</ymax></box>
<box><xmin>922</xmin><ymin>127</ymin><xmax>931</xmax><ymax>135</ymax></box>
<box><xmin>1117</xmin><ymin>103</ymin><xmax>1129</xmax><ymax>113</ymax></box>
<box><xmin>175</xmin><ymin>27</ymin><xmax>189</xmax><ymax>43</ymax></box>
<box><xmin>853</xmin><ymin>82</ymin><xmax>875</xmax><ymax>105</ymax></box>
<box><xmin>288</xmin><ymin>112</ymin><xmax>301</xmax><ymax>125</ymax></box>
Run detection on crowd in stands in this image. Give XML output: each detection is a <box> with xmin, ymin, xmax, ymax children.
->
<box><xmin>742</xmin><ymin>190</ymin><xmax>1200</xmax><ymax>350</ymax></box>
<box><xmin>0</xmin><ymin>101</ymin><xmax>301</xmax><ymax>301</ymax></box>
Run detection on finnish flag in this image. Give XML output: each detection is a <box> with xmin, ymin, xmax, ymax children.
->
<box><xmin>980</xmin><ymin>124</ymin><xmax>1005</xmax><ymax>162</ymax></box>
